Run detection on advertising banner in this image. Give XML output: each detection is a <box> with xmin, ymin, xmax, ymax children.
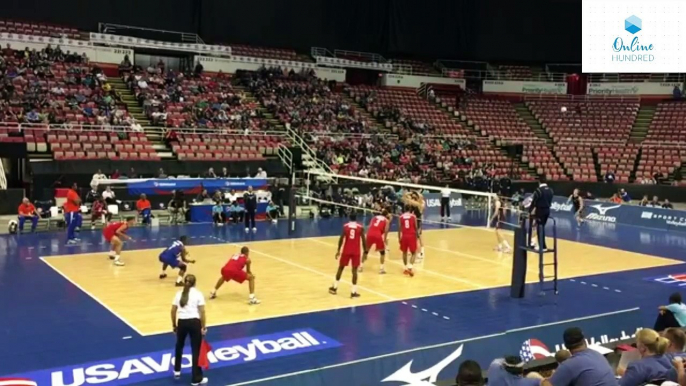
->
<box><xmin>381</xmin><ymin>74</ymin><xmax>466</xmax><ymax>89</ymax></box>
<box><xmin>549</xmin><ymin>195</ymin><xmax>686</xmax><ymax>232</ymax></box>
<box><xmin>483</xmin><ymin>80</ymin><xmax>567</xmax><ymax>94</ymax></box>
<box><xmin>121</xmin><ymin>178</ymin><xmax>269</xmax><ymax>196</ymax></box>
<box><xmin>422</xmin><ymin>193</ymin><xmax>464</xmax><ymax>216</ymax></box>
<box><xmin>587</xmin><ymin>82</ymin><xmax>682</xmax><ymax>95</ymax></box>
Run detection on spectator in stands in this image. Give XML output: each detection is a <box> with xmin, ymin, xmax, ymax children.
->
<box><xmin>617</xmin><ymin>328</ymin><xmax>672</xmax><ymax>386</ymax></box>
<box><xmin>640</xmin><ymin>195</ymin><xmax>650</xmax><ymax>206</ymax></box>
<box><xmin>555</xmin><ymin>350</ymin><xmax>571</xmax><ymax>364</ymax></box>
<box><xmin>456</xmin><ymin>360</ymin><xmax>484</xmax><ymax>386</ymax></box>
<box><xmin>128</xmin><ymin>168</ymin><xmax>138</xmax><ymax>179</ymax></box>
<box><xmin>663</xmin><ymin>199</ymin><xmax>674</xmax><ymax>209</ymax></box>
<box><xmin>137</xmin><ymin>194</ymin><xmax>152</xmax><ymax>225</ymax></box>
<box><xmin>212</xmin><ymin>201</ymin><xmax>225</xmax><ymax>226</ymax></box>
<box><xmin>487</xmin><ymin>356</ymin><xmax>540</xmax><ymax>385</ymax></box>
<box><xmin>111</xmin><ymin>169</ymin><xmax>121</xmax><ymax>179</ymax></box>
<box><xmin>656</xmin><ymin>293</ymin><xmax>686</xmax><ymax>330</ymax></box>
<box><xmin>158</xmin><ymin>168</ymin><xmax>168</xmax><ymax>178</ymax></box>
<box><xmin>205</xmin><ymin>168</ymin><xmax>217</xmax><ymax>178</ymax></box>
<box><xmin>91</xmin><ymin>169</ymin><xmax>107</xmax><ymax>190</ymax></box>
<box><xmin>664</xmin><ymin>328</ymin><xmax>686</xmax><ymax>357</ymax></box>
<box><xmin>17</xmin><ymin>198</ymin><xmax>38</xmax><ymax>234</ymax></box>
<box><xmin>541</xmin><ymin>327</ymin><xmax>617</xmax><ymax>386</ymax></box>
<box><xmin>619</xmin><ymin>189</ymin><xmax>631</xmax><ymax>202</ymax></box>
<box><xmin>193</xmin><ymin>61</ymin><xmax>203</xmax><ymax>78</ymax></box>
<box><xmin>90</xmin><ymin>197</ymin><xmax>111</xmax><ymax>228</ymax></box>
<box><xmin>650</xmin><ymin>196</ymin><xmax>661</xmax><ymax>207</ymax></box>
<box><xmin>255</xmin><ymin>168</ymin><xmax>267</xmax><ymax>178</ymax></box>
<box><xmin>195</xmin><ymin>189</ymin><xmax>211</xmax><ymax>203</ymax></box>
<box><xmin>605</xmin><ymin>170</ymin><xmax>616</xmax><ymax>183</ymax></box>
<box><xmin>119</xmin><ymin>55</ymin><xmax>133</xmax><ymax>74</ymax></box>
<box><xmin>102</xmin><ymin>186</ymin><xmax>117</xmax><ymax>205</ymax></box>
<box><xmin>221</xmin><ymin>167</ymin><xmax>230</xmax><ymax>178</ymax></box>
<box><xmin>674</xmin><ymin>85</ymin><xmax>682</xmax><ymax>100</ymax></box>
<box><xmin>610</xmin><ymin>194</ymin><xmax>623</xmax><ymax>204</ymax></box>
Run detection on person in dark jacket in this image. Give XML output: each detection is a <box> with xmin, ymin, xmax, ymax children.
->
<box><xmin>243</xmin><ymin>186</ymin><xmax>257</xmax><ymax>232</ymax></box>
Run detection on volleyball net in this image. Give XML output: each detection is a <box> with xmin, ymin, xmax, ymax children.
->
<box><xmin>297</xmin><ymin>169</ymin><xmax>517</xmax><ymax>229</ymax></box>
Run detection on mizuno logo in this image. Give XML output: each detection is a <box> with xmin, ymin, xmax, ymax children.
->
<box><xmin>382</xmin><ymin>345</ymin><xmax>463</xmax><ymax>385</ymax></box>
<box><xmin>590</xmin><ymin>204</ymin><xmax>621</xmax><ymax>215</ymax></box>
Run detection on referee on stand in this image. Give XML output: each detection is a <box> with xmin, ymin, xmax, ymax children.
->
<box><xmin>529</xmin><ymin>177</ymin><xmax>554</xmax><ymax>250</ymax></box>
<box><xmin>440</xmin><ymin>185</ymin><xmax>451</xmax><ymax>220</ymax></box>
<box><xmin>171</xmin><ymin>274</ymin><xmax>208</xmax><ymax>385</ymax></box>
<box><xmin>244</xmin><ymin>185</ymin><xmax>257</xmax><ymax>232</ymax></box>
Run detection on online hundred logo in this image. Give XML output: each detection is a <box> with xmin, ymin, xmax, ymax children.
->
<box><xmin>612</xmin><ymin>15</ymin><xmax>655</xmax><ymax>62</ymax></box>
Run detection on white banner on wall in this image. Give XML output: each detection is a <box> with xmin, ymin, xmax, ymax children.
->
<box><xmin>482</xmin><ymin>80</ymin><xmax>568</xmax><ymax>94</ymax></box>
<box><xmin>587</xmin><ymin>82</ymin><xmax>682</xmax><ymax>95</ymax></box>
<box><xmin>0</xmin><ymin>33</ymin><xmax>133</xmax><ymax>64</ymax></box>
<box><xmin>381</xmin><ymin>74</ymin><xmax>466</xmax><ymax>89</ymax></box>
<box><xmin>195</xmin><ymin>55</ymin><xmax>346</xmax><ymax>82</ymax></box>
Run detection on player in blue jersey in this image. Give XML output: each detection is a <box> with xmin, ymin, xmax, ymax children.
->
<box><xmin>159</xmin><ymin>236</ymin><xmax>195</xmax><ymax>286</ymax></box>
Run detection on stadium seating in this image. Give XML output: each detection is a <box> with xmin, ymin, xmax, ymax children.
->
<box><xmin>460</xmin><ymin>97</ymin><xmax>566</xmax><ymax>180</ymax></box>
<box><xmin>0</xmin><ymin>20</ymin><xmax>80</xmax><ymax>39</ymax></box>
<box><xmin>390</xmin><ymin>59</ymin><xmax>439</xmax><ymax>75</ymax></box>
<box><xmin>497</xmin><ymin>65</ymin><xmax>533</xmax><ymax>80</ymax></box>
<box><xmin>46</xmin><ymin>130</ymin><xmax>158</xmax><ymax>160</ymax></box>
<box><xmin>171</xmin><ymin>133</ymin><xmax>282</xmax><ymax>161</ymax></box>
<box><xmin>594</xmin><ymin>143</ymin><xmax>639</xmax><ymax>183</ymax></box>
<box><xmin>230</xmin><ymin>45</ymin><xmax>298</xmax><ymax>60</ymax></box>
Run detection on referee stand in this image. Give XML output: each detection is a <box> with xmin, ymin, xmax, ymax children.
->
<box><xmin>510</xmin><ymin>212</ymin><xmax>558</xmax><ymax>298</ymax></box>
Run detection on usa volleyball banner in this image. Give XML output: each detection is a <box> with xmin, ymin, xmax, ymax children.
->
<box><xmin>123</xmin><ymin>178</ymin><xmax>269</xmax><ymax>196</ymax></box>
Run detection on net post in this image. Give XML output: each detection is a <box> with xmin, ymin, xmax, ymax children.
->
<box><xmin>486</xmin><ymin>194</ymin><xmax>493</xmax><ymax>229</ymax></box>
<box><xmin>305</xmin><ymin>171</ymin><xmax>310</xmax><ymax>204</ymax></box>
<box><xmin>288</xmin><ymin>172</ymin><xmax>296</xmax><ymax>234</ymax></box>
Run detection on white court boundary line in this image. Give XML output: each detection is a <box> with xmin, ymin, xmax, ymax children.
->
<box><xmin>226</xmin><ymin>307</ymin><xmax>641</xmax><ymax>386</ymax></box>
<box><xmin>38</xmin><ymin>257</ymin><xmax>145</xmax><ymax>337</ymax></box>
<box><xmin>306</xmin><ymin>238</ymin><xmax>487</xmax><ymax>289</ymax></box>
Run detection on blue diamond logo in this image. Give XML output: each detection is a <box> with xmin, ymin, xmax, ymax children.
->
<box><xmin>625</xmin><ymin>15</ymin><xmax>642</xmax><ymax>34</ymax></box>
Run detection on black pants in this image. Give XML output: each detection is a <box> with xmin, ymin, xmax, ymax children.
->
<box><xmin>213</xmin><ymin>212</ymin><xmax>226</xmax><ymax>224</ymax></box>
<box><xmin>230</xmin><ymin>211</ymin><xmax>244</xmax><ymax>224</ymax></box>
<box><xmin>532</xmin><ymin>210</ymin><xmax>550</xmax><ymax>249</ymax></box>
<box><xmin>440</xmin><ymin>197</ymin><xmax>450</xmax><ymax>217</ymax></box>
<box><xmin>175</xmin><ymin>318</ymin><xmax>203</xmax><ymax>383</ymax></box>
<box><xmin>655</xmin><ymin>309</ymin><xmax>681</xmax><ymax>331</ymax></box>
<box><xmin>245</xmin><ymin>209</ymin><xmax>256</xmax><ymax>228</ymax></box>
<box><xmin>268</xmin><ymin>209</ymin><xmax>279</xmax><ymax>220</ymax></box>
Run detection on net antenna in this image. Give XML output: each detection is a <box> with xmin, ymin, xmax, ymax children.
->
<box><xmin>305</xmin><ymin>170</ymin><xmax>498</xmax><ymax>228</ymax></box>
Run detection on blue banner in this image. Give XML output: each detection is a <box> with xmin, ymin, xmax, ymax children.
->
<box><xmin>422</xmin><ymin>193</ymin><xmax>465</xmax><ymax>216</ymax></box>
<box><xmin>548</xmin><ymin>195</ymin><xmax>686</xmax><ymax>232</ymax></box>
<box><xmin>126</xmin><ymin>179</ymin><xmax>269</xmax><ymax>196</ymax></box>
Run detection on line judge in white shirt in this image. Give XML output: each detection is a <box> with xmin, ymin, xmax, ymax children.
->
<box><xmin>171</xmin><ymin>274</ymin><xmax>208</xmax><ymax>385</ymax></box>
<box><xmin>440</xmin><ymin>185</ymin><xmax>451</xmax><ymax>220</ymax></box>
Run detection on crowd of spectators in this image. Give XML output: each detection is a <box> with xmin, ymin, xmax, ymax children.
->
<box><xmin>123</xmin><ymin>60</ymin><xmax>268</xmax><ymax>132</ymax></box>
<box><xmin>0</xmin><ymin>44</ymin><xmax>132</xmax><ymax>128</ymax></box>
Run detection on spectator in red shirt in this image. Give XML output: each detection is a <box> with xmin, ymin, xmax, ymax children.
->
<box><xmin>18</xmin><ymin>197</ymin><xmax>39</xmax><ymax>233</ymax></box>
<box><xmin>91</xmin><ymin>198</ymin><xmax>111</xmax><ymax>228</ymax></box>
<box><xmin>64</xmin><ymin>183</ymin><xmax>82</xmax><ymax>244</ymax></box>
<box><xmin>137</xmin><ymin>194</ymin><xmax>152</xmax><ymax>225</ymax></box>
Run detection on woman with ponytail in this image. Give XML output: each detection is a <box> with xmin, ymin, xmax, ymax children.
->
<box><xmin>618</xmin><ymin>328</ymin><xmax>673</xmax><ymax>386</ymax></box>
<box><xmin>171</xmin><ymin>274</ymin><xmax>208</xmax><ymax>385</ymax></box>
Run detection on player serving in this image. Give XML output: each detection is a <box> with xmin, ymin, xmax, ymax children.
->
<box><xmin>330</xmin><ymin>213</ymin><xmax>368</xmax><ymax>298</ymax></box>
<box><xmin>159</xmin><ymin>236</ymin><xmax>195</xmax><ymax>286</ymax></box>
<box><xmin>102</xmin><ymin>216</ymin><xmax>135</xmax><ymax>266</ymax></box>
<box><xmin>402</xmin><ymin>190</ymin><xmax>425</xmax><ymax>259</ymax></box>
<box><xmin>490</xmin><ymin>196</ymin><xmax>511</xmax><ymax>253</ymax></box>
<box><xmin>210</xmin><ymin>246</ymin><xmax>260</xmax><ymax>304</ymax></box>
<box><xmin>399</xmin><ymin>205</ymin><xmax>419</xmax><ymax>277</ymax></box>
<box><xmin>361</xmin><ymin>208</ymin><xmax>391</xmax><ymax>274</ymax></box>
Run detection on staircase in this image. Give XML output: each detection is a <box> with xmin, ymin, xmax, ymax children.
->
<box><xmin>110</xmin><ymin>78</ymin><xmax>171</xmax><ymax>158</ymax></box>
<box><xmin>629</xmin><ymin>105</ymin><xmax>655</xmax><ymax>142</ymax></box>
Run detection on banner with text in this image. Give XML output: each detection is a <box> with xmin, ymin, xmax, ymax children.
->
<box><xmin>587</xmin><ymin>82</ymin><xmax>682</xmax><ymax>95</ymax></box>
<box><xmin>117</xmin><ymin>178</ymin><xmax>269</xmax><ymax>196</ymax></box>
<box><xmin>483</xmin><ymin>80</ymin><xmax>567</xmax><ymax>94</ymax></box>
<box><xmin>548</xmin><ymin>195</ymin><xmax>686</xmax><ymax>232</ymax></box>
<box><xmin>195</xmin><ymin>55</ymin><xmax>346</xmax><ymax>82</ymax></box>
<box><xmin>381</xmin><ymin>74</ymin><xmax>466</xmax><ymax>89</ymax></box>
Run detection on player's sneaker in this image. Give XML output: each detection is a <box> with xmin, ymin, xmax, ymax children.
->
<box><xmin>113</xmin><ymin>260</ymin><xmax>125</xmax><ymax>266</ymax></box>
<box><xmin>379</xmin><ymin>268</ymin><xmax>386</xmax><ymax>274</ymax></box>
<box><xmin>357</xmin><ymin>266</ymin><xmax>363</xmax><ymax>273</ymax></box>
<box><xmin>328</xmin><ymin>287</ymin><xmax>337</xmax><ymax>295</ymax></box>
<box><xmin>252</xmin><ymin>227</ymin><xmax>257</xmax><ymax>232</ymax></box>
<box><xmin>350</xmin><ymin>292</ymin><xmax>360</xmax><ymax>299</ymax></box>
<box><xmin>159</xmin><ymin>273</ymin><xmax>167</xmax><ymax>279</ymax></box>
<box><xmin>403</xmin><ymin>268</ymin><xmax>414</xmax><ymax>277</ymax></box>
<box><xmin>249</xmin><ymin>298</ymin><xmax>261</xmax><ymax>305</ymax></box>
<box><xmin>209</xmin><ymin>291</ymin><xmax>217</xmax><ymax>299</ymax></box>
<box><xmin>108</xmin><ymin>255</ymin><xmax>115</xmax><ymax>260</ymax></box>
<box><xmin>175</xmin><ymin>281</ymin><xmax>184</xmax><ymax>287</ymax></box>
<box><xmin>245</xmin><ymin>227</ymin><xmax>249</xmax><ymax>232</ymax></box>
<box><xmin>191</xmin><ymin>377</ymin><xmax>208</xmax><ymax>385</ymax></box>
<box><xmin>503</xmin><ymin>247</ymin><xmax>512</xmax><ymax>253</ymax></box>
<box><xmin>173</xmin><ymin>371</ymin><xmax>181</xmax><ymax>380</ymax></box>
<box><xmin>66</xmin><ymin>239</ymin><xmax>79</xmax><ymax>245</ymax></box>
<box><xmin>494</xmin><ymin>246</ymin><xmax>502</xmax><ymax>252</ymax></box>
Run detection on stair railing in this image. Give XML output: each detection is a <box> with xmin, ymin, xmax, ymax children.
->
<box><xmin>284</xmin><ymin>126</ymin><xmax>337</xmax><ymax>182</ymax></box>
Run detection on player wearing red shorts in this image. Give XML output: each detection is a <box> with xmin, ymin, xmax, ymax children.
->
<box><xmin>330</xmin><ymin>213</ymin><xmax>368</xmax><ymax>298</ymax></box>
<box><xmin>102</xmin><ymin>216</ymin><xmax>135</xmax><ymax>266</ymax></box>
<box><xmin>399</xmin><ymin>205</ymin><xmax>419</xmax><ymax>277</ymax></box>
<box><xmin>210</xmin><ymin>246</ymin><xmax>260</xmax><ymax>304</ymax></box>
<box><xmin>361</xmin><ymin>209</ymin><xmax>391</xmax><ymax>274</ymax></box>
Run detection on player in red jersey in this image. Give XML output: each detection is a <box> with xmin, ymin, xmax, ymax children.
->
<box><xmin>361</xmin><ymin>208</ymin><xmax>391</xmax><ymax>274</ymax></box>
<box><xmin>330</xmin><ymin>213</ymin><xmax>368</xmax><ymax>298</ymax></box>
<box><xmin>398</xmin><ymin>205</ymin><xmax>419</xmax><ymax>277</ymax></box>
<box><xmin>102</xmin><ymin>216</ymin><xmax>136</xmax><ymax>266</ymax></box>
<box><xmin>210</xmin><ymin>246</ymin><xmax>260</xmax><ymax>304</ymax></box>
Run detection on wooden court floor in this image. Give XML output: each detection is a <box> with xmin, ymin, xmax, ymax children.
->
<box><xmin>41</xmin><ymin>227</ymin><xmax>681</xmax><ymax>336</ymax></box>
